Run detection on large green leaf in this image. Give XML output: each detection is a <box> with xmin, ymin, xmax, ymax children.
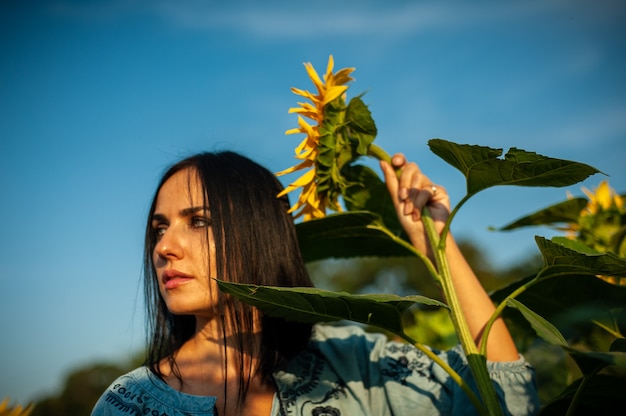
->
<box><xmin>428</xmin><ymin>139</ymin><xmax>601</xmax><ymax>196</ymax></box>
<box><xmin>496</xmin><ymin>198</ymin><xmax>588</xmax><ymax>231</ymax></box>
<box><xmin>296</xmin><ymin>211</ymin><xmax>415</xmax><ymax>263</ymax></box>
<box><xmin>506</xmin><ymin>298</ymin><xmax>567</xmax><ymax>346</ymax></box>
<box><xmin>536</xmin><ymin>236</ymin><xmax>626</xmax><ymax>277</ymax></box>
<box><xmin>493</xmin><ymin>273</ymin><xmax>626</xmax><ymax>332</ymax></box>
<box><xmin>216</xmin><ymin>280</ymin><xmax>447</xmax><ymax>335</ymax></box>
<box><xmin>491</xmin><ymin>238</ymin><xmax>626</xmax><ymax>336</ymax></box>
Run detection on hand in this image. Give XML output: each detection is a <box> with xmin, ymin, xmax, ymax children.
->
<box><xmin>380</xmin><ymin>153</ymin><xmax>451</xmax><ymax>255</ymax></box>
<box><xmin>383</xmin><ymin>154</ymin><xmax>520</xmax><ymax>361</ymax></box>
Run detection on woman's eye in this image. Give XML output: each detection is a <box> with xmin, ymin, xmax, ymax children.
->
<box><xmin>153</xmin><ymin>225</ymin><xmax>167</xmax><ymax>240</ymax></box>
<box><xmin>191</xmin><ymin>217</ymin><xmax>211</xmax><ymax>229</ymax></box>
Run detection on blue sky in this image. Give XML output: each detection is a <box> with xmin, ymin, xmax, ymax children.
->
<box><xmin>1</xmin><ymin>0</ymin><xmax>625</xmax><ymax>405</ymax></box>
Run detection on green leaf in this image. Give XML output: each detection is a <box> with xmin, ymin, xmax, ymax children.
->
<box><xmin>341</xmin><ymin>164</ymin><xmax>404</xmax><ymax>235</ymax></box>
<box><xmin>496</xmin><ymin>197</ymin><xmax>588</xmax><ymax>231</ymax></box>
<box><xmin>564</xmin><ymin>346</ymin><xmax>626</xmax><ymax>375</ymax></box>
<box><xmin>505</xmin><ymin>298</ymin><xmax>568</xmax><ymax>346</ymax></box>
<box><xmin>491</xmin><ymin>240</ymin><xmax>626</xmax><ymax>338</ymax></box>
<box><xmin>536</xmin><ymin>236</ymin><xmax>626</xmax><ymax>277</ymax></box>
<box><xmin>539</xmin><ymin>374</ymin><xmax>626</xmax><ymax>415</ymax></box>
<box><xmin>428</xmin><ymin>139</ymin><xmax>602</xmax><ymax>196</ymax></box>
<box><xmin>296</xmin><ymin>211</ymin><xmax>416</xmax><ymax>263</ymax></box>
<box><xmin>610</xmin><ymin>338</ymin><xmax>626</xmax><ymax>353</ymax></box>
<box><xmin>493</xmin><ymin>273</ymin><xmax>626</xmax><ymax>333</ymax></box>
<box><xmin>345</xmin><ymin>96</ymin><xmax>377</xmax><ymax>155</ymax></box>
<box><xmin>493</xmin><ymin>237</ymin><xmax>626</xmax><ymax>332</ymax></box>
<box><xmin>549</xmin><ymin>236</ymin><xmax>604</xmax><ymax>254</ymax></box>
<box><xmin>216</xmin><ymin>280</ymin><xmax>447</xmax><ymax>334</ymax></box>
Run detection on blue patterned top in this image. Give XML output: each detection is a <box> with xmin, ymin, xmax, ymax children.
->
<box><xmin>92</xmin><ymin>324</ymin><xmax>539</xmax><ymax>415</ymax></box>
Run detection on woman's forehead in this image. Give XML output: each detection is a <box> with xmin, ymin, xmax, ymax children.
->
<box><xmin>157</xmin><ymin>168</ymin><xmax>206</xmax><ymax>206</ymax></box>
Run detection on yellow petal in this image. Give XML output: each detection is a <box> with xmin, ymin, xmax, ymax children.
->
<box><xmin>285</xmin><ymin>127</ymin><xmax>304</xmax><ymax>135</ymax></box>
<box><xmin>298</xmin><ymin>145</ymin><xmax>318</xmax><ymax>161</ymax></box>
<box><xmin>581</xmin><ymin>186</ymin><xmax>594</xmax><ymax>200</ymax></box>
<box><xmin>298</xmin><ymin>181</ymin><xmax>317</xmax><ymax>201</ymax></box>
<box><xmin>288</xmin><ymin>183</ymin><xmax>317</xmax><ymax>214</ymax></box>
<box><xmin>324</xmin><ymin>55</ymin><xmax>335</xmax><ymax>83</ymax></box>
<box><xmin>333</xmin><ymin>67</ymin><xmax>355</xmax><ymax>85</ymax></box>
<box><xmin>304</xmin><ymin>62</ymin><xmax>324</xmax><ymax>94</ymax></box>
<box><xmin>295</xmin><ymin>135</ymin><xmax>315</xmax><ymax>154</ymax></box>
<box><xmin>322</xmin><ymin>85</ymin><xmax>348</xmax><ymax>105</ymax></box>
<box><xmin>288</xmin><ymin>102</ymin><xmax>321</xmax><ymax>121</ymax></box>
<box><xmin>595</xmin><ymin>181</ymin><xmax>612</xmax><ymax>210</ymax></box>
<box><xmin>305</xmin><ymin>188</ymin><xmax>321</xmax><ymax>208</ymax></box>
<box><xmin>275</xmin><ymin>160</ymin><xmax>313</xmax><ymax>177</ymax></box>
<box><xmin>294</xmin><ymin>166</ymin><xmax>316</xmax><ymax>185</ymax></box>
<box><xmin>289</xmin><ymin>102</ymin><xmax>317</xmax><ymax>113</ymax></box>
<box><xmin>291</xmin><ymin>87</ymin><xmax>319</xmax><ymax>103</ymax></box>
<box><xmin>285</xmin><ymin>168</ymin><xmax>316</xmax><ymax>190</ymax></box>
<box><xmin>278</xmin><ymin>181</ymin><xmax>305</xmax><ymax>200</ymax></box>
<box><xmin>290</xmin><ymin>109</ymin><xmax>321</xmax><ymax>121</ymax></box>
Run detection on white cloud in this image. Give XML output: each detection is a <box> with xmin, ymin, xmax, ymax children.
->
<box><xmin>49</xmin><ymin>0</ymin><xmax>625</xmax><ymax>39</ymax></box>
<box><xmin>152</xmin><ymin>1</ymin><xmax>548</xmax><ymax>37</ymax></box>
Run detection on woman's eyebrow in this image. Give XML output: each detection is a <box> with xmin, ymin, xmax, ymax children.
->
<box><xmin>151</xmin><ymin>206</ymin><xmax>209</xmax><ymax>223</ymax></box>
<box><xmin>180</xmin><ymin>206</ymin><xmax>210</xmax><ymax>216</ymax></box>
<box><xmin>151</xmin><ymin>213</ymin><xmax>167</xmax><ymax>224</ymax></box>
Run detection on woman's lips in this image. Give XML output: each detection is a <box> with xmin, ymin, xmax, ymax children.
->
<box><xmin>162</xmin><ymin>269</ymin><xmax>193</xmax><ymax>290</ymax></box>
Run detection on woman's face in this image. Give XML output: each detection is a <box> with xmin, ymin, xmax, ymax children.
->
<box><xmin>151</xmin><ymin>168</ymin><xmax>218</xmax><ymax>317</ymax></box>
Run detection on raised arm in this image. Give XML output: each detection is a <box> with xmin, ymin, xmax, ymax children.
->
<box><xmin>380</xmin><ymin>154</ymin><xmax>519</xmax><ymax>362</ymax></box>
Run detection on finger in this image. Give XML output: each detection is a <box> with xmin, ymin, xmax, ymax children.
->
<box><xmin>411</xmin><ymin>189</ymin><xmax>434</xmax><ymax>220</ymax></box>
<box><xmin>380</xmin><ymin>160</ymin><xmax>399</xmax><ymax>205</ymax></box>
<box><xmin>391</xmin><ymin>153</ymin><xmax>407</xmax><ymax>169</ymax></box>
<box><xmin>398</xmin><ymin>162</ymin><xmax>422</xmax><ymax>209</ymax></box>
<box><xmin>406</xmin><ymin>170</ymin><xmax>443</xmax><ymax>218</ymax></box>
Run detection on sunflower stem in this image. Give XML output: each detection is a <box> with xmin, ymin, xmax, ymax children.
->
<box><xmin>422</xmin><ymin>208</ymin><xmax>503</xmax><ymax>416</ymax></box>
<box><xmin>369</xmin><ymin>140</ymin><xmax>501</xmax><ymax>414</ymax></box>
<box><xmin>367</xmin><ymin>143</ymin><xmax>392</xmax><ymax>164</ymax></box>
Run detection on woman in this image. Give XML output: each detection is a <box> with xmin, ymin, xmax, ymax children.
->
<box><xmin>92</xmin><ymin>151</ymin><xmax>539</xmax><ymax>415</ymax></box>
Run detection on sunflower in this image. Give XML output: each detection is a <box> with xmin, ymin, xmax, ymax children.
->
<box><xmin>581</xmin><ymin>180</ymin><xmax>624</xmax><ymax>216</ymax></box>
<box><xmin>0</xmin><ymin>398</ymin><xmax>34</xmax><ymax>416</ymax></box>
<box><xmin>277</xmin><ymin>55</ymin><xmax>355</xmax><ymax>220</ymax></box>
<box><xmin>575</xmin><ymin>181</ymin><xmax>626</xmax><ymax>284</ymax></box>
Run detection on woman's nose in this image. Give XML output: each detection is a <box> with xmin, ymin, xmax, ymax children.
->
<box><xmin>155</xmin><ymin>227</ymin><xmax>184</xmax><ymax>260</ymax></box>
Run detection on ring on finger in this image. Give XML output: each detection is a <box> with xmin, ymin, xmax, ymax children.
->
<box><xmin>431</xmin><ymin>185</ymin><xmax>438</xmax><ymax>195</ymax></box>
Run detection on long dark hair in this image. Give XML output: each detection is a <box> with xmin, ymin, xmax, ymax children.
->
<box><xmin>143</xmin><ymin>151</ymin><xmax>314</xmax><ymax>409</ymax></box>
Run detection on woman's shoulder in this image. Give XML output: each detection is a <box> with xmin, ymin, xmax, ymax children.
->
<box><xmin>274</xmin><ymin>324</ymin><xmax>453</xmax><ymax>414</ymax></box>
<box><xmin>91</xmin><ymin>366</ymin><xmax>217</xmax><ymax>416</ymax></box>
<box><xmin>303</xmin><ymin>323</ymin><xmax>535</xmax><ymax>388</ymax></box>
<box><xmin>309</xmin><ymin>323</ymin><xmax>431</xmax><ymax>362</ymax></box>
<box><xmin>281</xmin><ymin>323</ymin><xmax>437</xmax><ymax>384</ymax></box>
<box><xmin>275</xmin><ymin>324</ymin><xmax>538</xmax><ymax>416</ymax></box>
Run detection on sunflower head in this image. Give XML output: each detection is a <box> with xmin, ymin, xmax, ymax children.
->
<box><xmin>576</xmin><ymin>180</ymin><xmax>626</xmax><ymax>259</ymax></box>
<box><xmin>277</xmin><ymin>55</ymin><xmax>377</xmax><ymax>220</ymax></box>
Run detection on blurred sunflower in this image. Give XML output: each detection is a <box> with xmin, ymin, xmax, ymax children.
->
<box><xmin>277</xmin><ymin>55</ymin><xmax>356</xmax><ymax>220</ymax></box>
<box><xmin>581</xmin><ymin>180</ymin><xmax>624</xmax><ymax>216</ymax></box>
<box><xmin>0</xmin><ymin>398</ymin><xmax>34</xmax><ymax>416</ymax></box>
<box><xmin>577</xmin><ymin>180</ymin><xmax>626</xmax><ymax>284</ymax></box>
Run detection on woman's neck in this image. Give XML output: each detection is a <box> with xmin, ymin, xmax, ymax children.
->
<box><xmin>159</xmin><ymin>314</ymin><xmax>264</xmax><ymax>389</ymax></box>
